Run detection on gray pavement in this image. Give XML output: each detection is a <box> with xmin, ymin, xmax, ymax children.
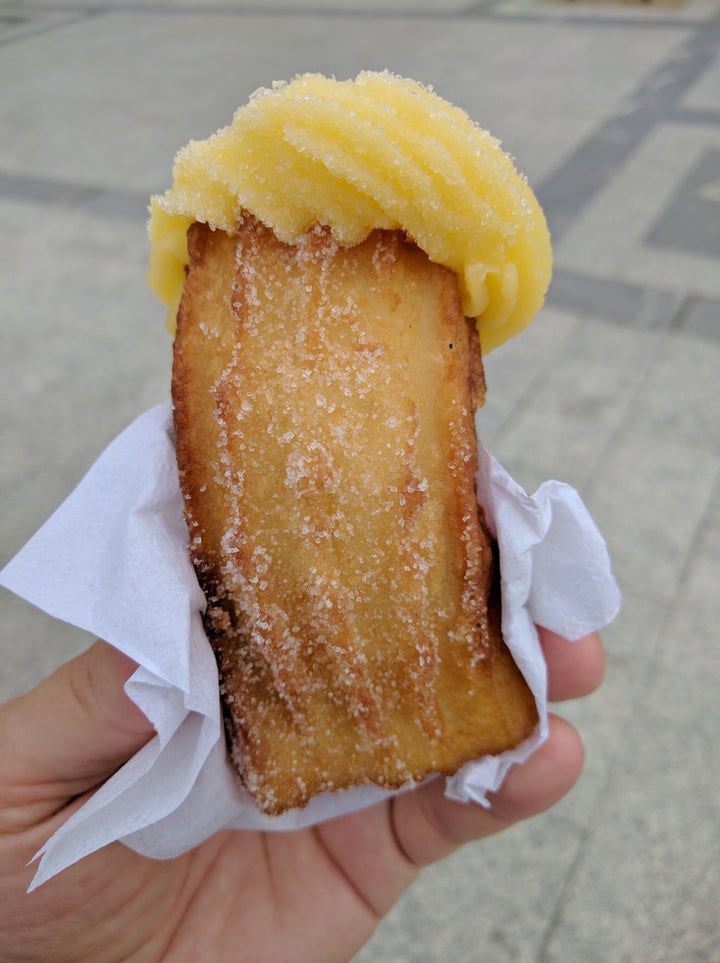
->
<box><xmin>1</xmin><ymin>0</ymin><xmax>719</xmax><ymax>960</ymax></box>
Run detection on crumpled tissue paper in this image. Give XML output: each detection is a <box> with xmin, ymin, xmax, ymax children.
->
<box><xmin>0</xmin><ymin>402</ymin><xmax>621</xmax><ymax>890</ymax></box>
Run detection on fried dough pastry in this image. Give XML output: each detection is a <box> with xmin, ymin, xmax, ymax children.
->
<box><xmin>172</xmin><ymin>215</ymin><xmax>538</xmax><ymax>814</ymax></box>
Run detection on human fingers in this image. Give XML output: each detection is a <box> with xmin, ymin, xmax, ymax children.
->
<box><xmin>390</xmin><ymin>714</ymin><xmax>583</xmax><ymax>867</ymax></box>
<box><xmin>538</xmin><ymin>626</ymin><xmax>605</xmax><ymax>702</ymax></box>
<box><xmin>0</xmin><ymin>640</ymin><xmax>154</xmax><ymax>831</ymax></box>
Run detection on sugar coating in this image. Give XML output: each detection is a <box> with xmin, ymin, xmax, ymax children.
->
<box><xmin>212</xmin><ymin>223</ymin><xmax>456</xmax><ymax>755</ymax></box>
<box><xmin>148</xmin><ymin>71</ymin><xmax>552</xmax><ymax>354</ymax></box>
<box><xmin>172</xmin><ymin>218</ymin><xmax>539</xmax><ymax>813</ymax></box>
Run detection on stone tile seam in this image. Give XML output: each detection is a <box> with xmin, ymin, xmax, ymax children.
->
<box><xmin>485</xmin><ymin>313</ymin><xmax>716</xmax><ymax>496</ymax></box>
<box><xmin>478</xmin><ymin>340</ymin><xmax>568</xmax><ymax>450</ymax></box>
<box><xmin>611</xmin><ymin>466</ymin><xmax>720</xmax><ymax>722</ymax></box>
<box><xmin>661</xmin><ymin>106</ymin><xmax>720</xmax><ymax>128</ymax></box>
<box><xmin>653</xmin><ymin>847</ymin><xmax>720</xmax><ymax>959</ymax></box>
<box><xmin>580</xmin><ymin>320</ymin><xmax>720</xmax><ymax>508</ymax></box>
<box><xmin>668</xmin><ymin>290</ymin><xmax>720</xmax><ymax>335</ymax></box>
<box><xmin>0</xmin><ymin>8</ymin><xmax>105</xmax><ymax>48</ymax></box>
<box><xmin>535</xmin><ymin>747</ymin><xmax>659</xmax><ymax>959</ymax></box>
<box><xmin>531</xmin><ymin>507</ymin><xmax>720</xmax><ymax>963</ymax></box>
<box><xmin>0</xmin><ymin>171</ymin><xmax>113</xmax><ymax>201</ymax></box>
<box><xmin>658</xmin><ymin>463</ymin><xmax>720</xmax><ymax>626</ymax></box>
<box><xmin>548</xmin><ymin>273</ymin><xmax>720</xmax><ymax>342</ymax></box>
<box><xmin>531</xmin><ymin>611</ymin><xmax>671</xmax><ymax>963</ymax></box>
<box><xmin>3</xmin><ymin>3</ymin><xmax>718</xmax><ymax>263</ymax></box>
<box><xmin>1</xmin><ymin>172</ymin><xmax>715</xmax><ymax>359</ymax></box>
<box><xmin>537</xmin><ymin>12</ymin><xmax>720</xmax><ymax>241</ymax></box>
<box><xmin>578</xmin><ymin>330</ymin><xmax>668</xmax><ymax>503</ymax></box>
<box><xmin>582</xmin><ymin>444</ymin><xmax>719</xmax><ymax>641</ymax></box>
<box><xmin>1</xmin><ymin>167</ymin><xmax>715</xmax><ymax>348</ymax></box>
<box><xmin>0</xmin><ymin>172</ymin><xmax>150</xmax><ymax>218</ymax></box>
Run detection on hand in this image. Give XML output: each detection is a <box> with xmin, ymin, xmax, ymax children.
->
<box><xmin>0</xmin><ymin>628</ymin><xmax>604</xmax><ymax>962</ymax></box>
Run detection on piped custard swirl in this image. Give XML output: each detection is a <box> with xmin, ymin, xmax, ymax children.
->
<box><xmin>148</xmin><ymin>71</ymin><xmax>552</xmax><ymax>353</ymax></box>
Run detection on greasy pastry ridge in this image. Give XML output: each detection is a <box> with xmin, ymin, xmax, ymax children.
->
<box><xmin>149</xmin><ymin>71</ymin><xmax>552</xmax><ymax>354</ymax></box>
<box><xmin>172</xmin><ymin>216</ymin><xmax>539</xmax><ymax>814</ymax></box>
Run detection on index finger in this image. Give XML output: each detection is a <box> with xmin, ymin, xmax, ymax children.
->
<box><xmin>537</xmin><ymin>626</ymin><xmax>605</xmax><ymax>702</ymax></box>
<box><xmin>0</xmin><ymin>641</ymin><xmax>154</xmax><ymax>831</ymax></box>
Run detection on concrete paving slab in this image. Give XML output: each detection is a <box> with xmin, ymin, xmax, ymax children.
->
<box><xmin>584</xmin><ymin>427</ymin><xmax>719</xmax><ymax>603</ymax></box>
<box><xmin>542</xmin><ymin>607</ymin><xmax>720</xmax><ymax>961</ymax></box>
<box><xmin>542</xmin><ymin>748</ymin><xmax>720</xmax><ymax>963</ymax></box>
<box><xmin>10</xmin><ymin>0</ymin><xmax>479</xmax><ymax>8</ymax></box>
<box><xmin>477</xmin><ymin>306</ymin><xmax>581</xmax><ymax>448</ymax></box>
<box><xmin>499</xmin><ymin>0</ymin><xmax>719</xmax><ymax>22</ymax></box>
<box><xmin>556</xmin><ymin>589</ymin><xmax>668</xmax><ymax>801</ymax></box>
<box><xmin>680</xmin><ymin>293</ymin><xmax>720</xmax><ymax>341</ymax></box>
<box><xmin>0</xmin><ymin>9</ymin><xmax>692</xmax><ymax>189</ymax></box>
<box><xmin>485</xmin><ymin>316</ymin><xmax>659</xmax><ymax>493</ymax></box>
<box><xmin>645</xmin><ymin>147</ymin><xmax>720</xmax><ymax>259</ymax></box>
<box><xmin>681</xmin><ymin>45</ymin><xmax>720</xmax><ymax>110</ymax></box>
<box><xmin>355</xmin><ymin>803</ymin><xmax>589</xmax><ymax>963</ymax></box>
<box><xmin>624</xmin><ymin>329</ymin><xmax>720</xmax><ymax>456</ymax></box>
<box><xmin>541</xmin><ymin>497</ymin><xmax>720</xmax><ymax>961</ymax></box>
<box><xmin>554</xmin><ymin>123</ymin><xmax>720</xmax><ymax>298</ymax></box>
<box><xmin>0</xmin><ymin>196</ymin><xmax>169</xmax><ymax>561</ymax></box>
<box><xmin>356</xmin><ymin>582</ymin><xmax>678</xmax><ymax>962</ymax></box>
<box><xmin>0</xmin><ymin>7</ymin><xmax>73</xmax><ymax>45</ymax></box>
<box><xmin>547</xmin><ymin>267</ymin><xmax>686</xmax><ymax>332</ymax></box>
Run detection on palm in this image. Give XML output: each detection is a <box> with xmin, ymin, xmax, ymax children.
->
<box><xmin>0</xmin><ymin>628</ymin><xmax>604</xmax><ymax>961</ymax></box>
<box><xmin>6</xmin><ymin>801</ymin><xmax>412</xmax><ymax>962</ymax></box>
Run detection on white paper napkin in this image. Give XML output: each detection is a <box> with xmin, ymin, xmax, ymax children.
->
<box><xmin>0</xmin><ymin>402</ymin><xmax>621</xmax><ymax>890</ymax></box>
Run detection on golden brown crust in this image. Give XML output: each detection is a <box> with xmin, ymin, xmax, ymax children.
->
<box><xmin>172</xmin><ymin>216</ymin><xmax>537</xmax><ymax>814</ymax></box>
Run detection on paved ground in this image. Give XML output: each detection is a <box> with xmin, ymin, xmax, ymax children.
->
<box><xmin>1</xmin><ymin>0</ymin><xmax>719</xmax><ymax>960</ymax></box>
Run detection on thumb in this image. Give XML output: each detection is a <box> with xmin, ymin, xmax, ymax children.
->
<box><xmin>0</xmin><ymin>640</ymin><xmax>154</xmax><ymax>830</ymax></box>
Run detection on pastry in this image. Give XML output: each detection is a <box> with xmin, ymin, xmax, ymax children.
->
<box><xmin>151</xmin><ymin>72</ymin><xmax>551</xmax><ymax>814</ymax></box>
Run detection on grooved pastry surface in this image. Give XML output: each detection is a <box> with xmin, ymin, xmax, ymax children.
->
<box><xmin>172</xmin><ymin>217</ymin><xmax>538</xmax><ymax>814</ymax></box>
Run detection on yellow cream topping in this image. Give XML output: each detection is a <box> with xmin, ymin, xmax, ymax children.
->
<box><xmin>148</xmin><ymin>71</ymin><xmax>552</xmax><ymax>353</ymax></box>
